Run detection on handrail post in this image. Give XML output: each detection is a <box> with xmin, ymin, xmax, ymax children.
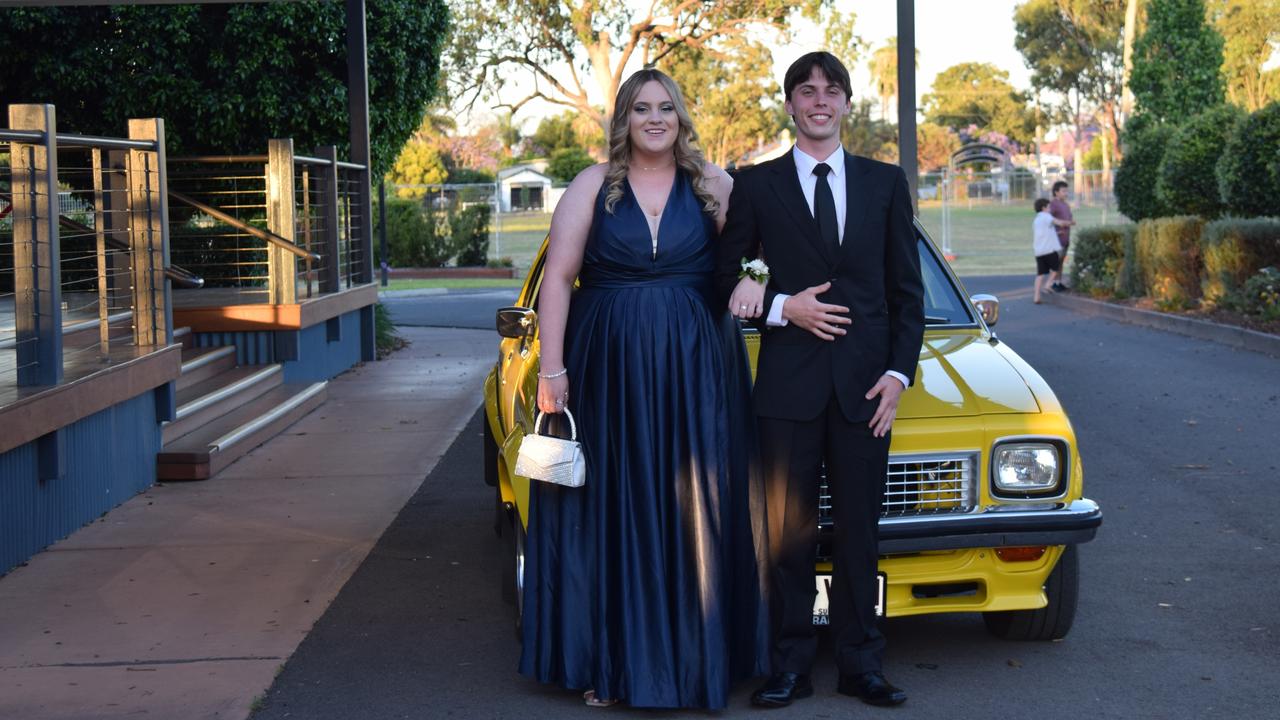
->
<box><xmin>8</xmin><ymin>104</ymin><xmax>62</xmax><ymax>387</ymax></box>
<box><xmin>102</xmin><ymin>150</ymin><xmax>131</xmax><ymax>314</ymax></box>
<box><xmin>126</xmin><ymin>118</ymin><xmax>171</xmax><ymax>346</ymax></box>
<box><xmin>266</xmin><ymin>139</ymin><xmax>297</xmax><ymax>304</ymax></box>
<box><xmin>317</xmin><ymin>146</ymin><xmax>342</xmax><ymax>293</ymax></box>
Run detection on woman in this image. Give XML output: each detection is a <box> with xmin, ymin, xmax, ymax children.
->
<box><xmin>521</xmin><ymin>68</ymin><xmax>770</xmax><ymax>709</ymax></box>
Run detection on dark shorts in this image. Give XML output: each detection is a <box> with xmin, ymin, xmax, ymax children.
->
<box><xmin>1036</xmin><ymin>252</ymin><xmax>1062</xmax><ymax>275</ymax></box>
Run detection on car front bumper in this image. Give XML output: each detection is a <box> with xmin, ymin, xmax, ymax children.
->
<box><xmin>877</xmin><ymin>498</ymin><xmax>1102</xmax><ymax>554</ymax></box>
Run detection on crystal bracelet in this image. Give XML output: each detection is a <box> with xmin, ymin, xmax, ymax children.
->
<box><xmin>537</xmin><ymin>368</ymin><xmax>568</xmax><ymax>379</ymax></box>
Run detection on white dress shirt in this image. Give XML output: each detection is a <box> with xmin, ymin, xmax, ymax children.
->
<box><xmin>764</xmin><ymin>145</ymin><xmax>908</xmax><ymax>390</ymax></box>
<box><xmin>1033</xmin><ymin>211</ymin><xmax>1062</xmax><ymax>256</ymax></box>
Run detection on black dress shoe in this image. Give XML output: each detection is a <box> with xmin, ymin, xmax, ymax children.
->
<box><xmin>751</xmin><ymin>672</ymin><xmax>813</xmax><ymax>708</ymax></box>
<box><xmin>837</xmin><ymin>671</ymin><xmax>907</xmax><ymax>706</ymax></box>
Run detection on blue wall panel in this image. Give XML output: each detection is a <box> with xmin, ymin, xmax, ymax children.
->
<box><xmin>282</xmin><ymin>309</ymin><xmax>363</xmax><ymax>383</ymax></box>
<box><xmin>0</xmin><ymin>391</ymin><xmax>162</xmax><ymax>575</ymax></box>
<box><xmin>194</xmin><ymin>330</ymin><xmax>276</xmax><ymax>366</ymax></box>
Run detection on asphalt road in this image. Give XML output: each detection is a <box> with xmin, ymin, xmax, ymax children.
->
<box><xmin>256</xmin><ymin>277</ymin><xmax>1280</xmax><ymax>719</ymax></box>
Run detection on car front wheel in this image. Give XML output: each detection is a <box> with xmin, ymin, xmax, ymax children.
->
<box><xmin>982</xmin><ymin>544</ymin><xmax>1079</xmax><ymax>641</ymax></box>
<box><xmin>499</xmin><ymin>500</ymin><xmax>527</xmax><ymax>639</ymax></box>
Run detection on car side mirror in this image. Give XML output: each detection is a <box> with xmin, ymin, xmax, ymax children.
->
<box><xmin>970</xmin><ymin>294</ymin><xmax>999</xmax><ymax>327</ymax></box>
<box><xmin>496</xmin><ymin>307</ymin><xmax>537</xmax><ymax>338</ymax></box>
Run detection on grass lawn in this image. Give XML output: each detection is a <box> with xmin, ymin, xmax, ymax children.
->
<box><xmin>383</xmin><ymin>278</ymin><xmax>523</xmax><ymax>290</ymax></box>
<box><xmin>487</xmin><ymin>203</ymin><xmax>1131</xmax><ymax>279</ymax></box>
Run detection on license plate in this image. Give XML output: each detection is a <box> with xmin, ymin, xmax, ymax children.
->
<box><xmin>813</xmin><ymin>572</ymin><xmax>887</xmax><ymax>625</ymax></box>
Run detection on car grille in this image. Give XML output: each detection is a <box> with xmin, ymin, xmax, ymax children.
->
<box><xmin>817</xmin><ymin>453</ymin><xmax>978</xmax><ymax>530</ymax></box>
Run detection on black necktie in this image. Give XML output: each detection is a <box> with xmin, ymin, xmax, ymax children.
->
<box><xmin>812</xmin><ymin>162</ymin><xmax>839</xmax><ymax>255</ymax></box>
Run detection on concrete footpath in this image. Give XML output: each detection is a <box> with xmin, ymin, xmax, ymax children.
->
<box><xmin>0</xmin><ymin>327</ymin><xmax>495</xmax><ymax>720</ymax></box>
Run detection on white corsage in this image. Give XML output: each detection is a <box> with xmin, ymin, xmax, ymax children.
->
<box><xmin>739</xmin><ymin>257</ymin><xmax>770</xmax><ymax>283</ymax></box>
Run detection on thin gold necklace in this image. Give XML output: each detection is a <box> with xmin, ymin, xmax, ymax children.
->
<box><xmin>634</xmin><ymin>161</ymin><xmax>673</xmax><ymax>171</ymax></box>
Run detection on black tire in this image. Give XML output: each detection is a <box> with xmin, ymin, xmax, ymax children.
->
<box><xmin>498</xmin><ymin>499</ymin><xmax>526</xmax><ymax>639</ymax></box>
<box><xmin>983</xmin><ymin>544</ymin><xmax>1079</xmax><ymax>641</ymax></box>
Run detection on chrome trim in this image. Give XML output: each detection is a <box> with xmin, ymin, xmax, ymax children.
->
<box><xmin>990</xmin><ymin>435</ymin><xmax>1072</xmax><ymax>502</ymax></box>
<box><xmin>208</xmin><ymin>381</ymin><xmax>327</xmax><ymax>452</ymax></box>
<box><xmin>878</xmin><ymin>498</ymin><xmax>1100</xmax><ymax>531</ymax></box>
<box><xmin>175</xmin><ymin>365</ymin><xmax>282</xmax><ymax>420</ymax></box>
<box><xmin>818</xmin><ymin>451</ymin><xmax>981</xmax><ymax>529</ymax></box>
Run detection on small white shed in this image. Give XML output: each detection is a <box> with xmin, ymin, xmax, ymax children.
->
<box><xmin>498</xmin><ymin>165</ymin><xmax>554</xmax><ymax>212</ymax></box>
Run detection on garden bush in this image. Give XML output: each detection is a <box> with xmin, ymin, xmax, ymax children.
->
<box><xmin>1135</xmin><ymin>216</ymin><xmax>1204</xmax><ymax>308</ymax></box>
<box><xmin>1113</xmin><ymin>227</ymin><xmax>1145</xmax><ymax>298</ymax></box>
<box><xmin>1218</xmin><ymin>101</ymin><xmax>1280</xmax><ymax>217</ymax></box>
<box><xmin>1200</xmin><ymin>217</ymin><xmax>1280</xmax><ymax>306</ymax></box>
<box><xmin>1070</xmin><ymin>225</ymin><xmax>1135</xmax><ymax>295</ymax></box>
<box><xmin>450</xmin><ymin>204</ymin><xmax>491</xmax><ymax>266</ymax></box>
<box><xmin>1155</xmin><ymin>105</ymin><xmax>1244</xmax><ymax>218</ymax></box>
<box><xmin>1115</xmin><ymin>116</ymin><xmax>1175</xmax><ymax>221</ymax></box>
<box><xmin>1224</xmin><ymin>266</ymin><xmax>1280</xmax><ymax>321</ymax></box>
<box><xmin>379</xmin><ymin>197</ymin><xmax>449</xmax><ymax>267</ymax></box>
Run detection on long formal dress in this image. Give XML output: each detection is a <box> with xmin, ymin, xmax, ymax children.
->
<box><xmin>519</xmin><ymin>170</ymin><xmax>770</xmax><ymax>709</ymax></box>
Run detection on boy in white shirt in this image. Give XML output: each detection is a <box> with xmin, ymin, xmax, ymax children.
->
<box><xmin>1032</xmin><ymin>198</ymin><xmax>1066</xmax><ymax>304</ymax></box>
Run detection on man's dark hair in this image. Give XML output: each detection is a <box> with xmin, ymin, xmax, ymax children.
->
<box><xmin>784</xmin><ymin>51</ymin><xmax>853</xmax><ymax>100</ymax></box>
<box><xmin>1035</xmin><ymin>198</ymin><xmax>1051</xmax><ymax>212</ymax></box>
<box><xmin>1051</xmin><ymin>180</ymin><xmax>1068</xmax><ymax>194</ymax></box>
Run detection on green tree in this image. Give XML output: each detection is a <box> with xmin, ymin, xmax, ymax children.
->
<box><xmin>916</xmin><ymin>122</ymin><xmax>961</xmax><ymax>172</ymax></box>
<box><xmin>1115</xmin><ymin>116</ymin><xmax>1174</xmax><ymax>220</ymax></box>
<box><xmin>1013</xmin><ymin>0</ymin><xmax>1126</xmax><ymax>149</ymax></box>
<box><xmin>1217</xmin><ymin>101</ymin><xmax>1280</xmax><ymax>216</ymax></box>
<box><xmin>1209</xmin><ymin>0</ymin><xmax>1280</xmax><ymax>111</ymax></box>
<box><xmin>546</xmin><ymin>147</ymin><xmax>595</xmax><ymax>182</ymax></box>
<box><xmin>868</xmin><ymin>38</ymin><xmax>919</xmax><ymax>122</ymax></box>
<box><xmin>1156</xmin><ymin>104</ymin><xmax>1245</xmax><ymax>217</ymax></box>
<box><xmin>386</xmin><ymin>140</ymin><xmax>448</xmax><ymax>198</ymax></box>
<box><xmin>841</xmin><ymin>99</ymin><xmax>898</xmax><ymax>163</ymax></box>
<box><xmin>446</xmin><ymin>0</ymin><xmax>829</xmax><ymax>132</ymax></box>
<box><xmin>663</xmin><ymin>38</ymin><xmax>783</xmax><ymax>167</ymax></box>
<box><xmin>922</xmin><ymin>62</ymin><xmax>1037</xmax><ymax>146</ymax></box>
<box><xmin>0</xmin><ymin>2</ymin><xmax>448</xmax><ymax>178</ymax></box>
<box><xmin>529</xmin><ymin>113</ymin><xmax>581</xmax><ymax>156</ymax></box>
<box><xmin>1130</xmin><ymin>0</ymin><xmax>1226</xmax><ymax>123</ymax></box>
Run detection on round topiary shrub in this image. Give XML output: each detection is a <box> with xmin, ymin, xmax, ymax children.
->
<box><xmin>1217</xmin><ymin>101</ymin><xmax>1280</xmax><ymax>217</ymax></box>
<box><xmin>1116</xmin><ymin>116</ymin><xmax>1175</xmax><ymax>221</ymax></box>
<box><xmin>1156</xmin><ymin>105</ymin><xmax>1245</xmax><ymax>218</ymax></box>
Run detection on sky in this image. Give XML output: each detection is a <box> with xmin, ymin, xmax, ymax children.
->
<box><xmin>475</xmin><ymin>0</ymin><xmax>1035</xmax><ymax>132</ymax></box>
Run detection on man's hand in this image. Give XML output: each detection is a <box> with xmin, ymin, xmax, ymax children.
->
<box><xmin>729</xmin><ymin>276</ymin><xmax>766</xmax><ymax>319</ymax></box>
<box><xmin>781</xmin><ymin>282</ymin><xmax>850</xmax><ymax>340</ymax></box>
<box><xmin>866</xmin><ymin>374</ymin><xmax>905</xmax><ymax>438</ymax></box>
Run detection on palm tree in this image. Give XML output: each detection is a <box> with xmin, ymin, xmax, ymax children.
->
<box><xmin>867</xmin><ymin>38</ymin><xmax>920</xmax><ymax>122</ymax></box>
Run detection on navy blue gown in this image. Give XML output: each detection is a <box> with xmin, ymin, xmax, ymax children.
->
<box><xmin>519</xmin><ymin>170</ymin><xmax>770</xmax><ymax>709</ymax></box>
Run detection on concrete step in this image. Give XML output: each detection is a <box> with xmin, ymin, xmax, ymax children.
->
<box><xmin>176</xmin><ymin>345</ymin><xmax>237</xmax><ymax>392</ymax></box>
<box><xmin>156</xmin><ymin>381</ymin><xmax>328</xmax><ymax>480</ymax></box>
<box><xmin>162</xmin><ymin>364</ymin><xmax>283</xmax><ymax>445</ymax></box>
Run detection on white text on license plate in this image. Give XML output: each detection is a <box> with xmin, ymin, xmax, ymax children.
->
<box><xmin>812</xmin><ymin>573</ymin><xmax>886</xmax><ymax>625</ymax></box>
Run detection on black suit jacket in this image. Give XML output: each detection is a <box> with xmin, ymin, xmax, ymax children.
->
<box><xmin>717</xmin><ymin>150</ymin><xmax>925</xmax><ymax>423</ymax></box>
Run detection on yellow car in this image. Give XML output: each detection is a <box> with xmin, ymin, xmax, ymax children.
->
<box><xmin>483</xmin><ymin>221</ymin><xmax>1101</xmax><ymax>641</ymax></box>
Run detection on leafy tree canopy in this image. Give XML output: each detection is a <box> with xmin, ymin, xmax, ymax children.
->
<box><xmin>1013</xmin><ymin>0</ymin><xmax>1125</xmax><ymax>141</ymax></box>
<box><xmin>1130</xmin><ymin>0</ymin><xmax>1225</xmax><ymax>122</ymax></box>
<box><xmin>663</xmin><ymin>37</ymin><xmax>784</xmax><ymax>168</ymax></box>
<box><xmin>1209</xmin><ymin>0</ymin><xmax>1280</xmax><ymax>112</ymax></box>
<box><xmin>446</xmin><ymin>0</ymin><xmax>831</xmax><ymax>131</ymax></box>
<box><xmin>387</xmin><ymin>140</ymin><xmax>448</xmax><ymax>198</ymax></box>
<box><xmin>922</xmin><ymin>62</ymin><xmax>1037</xmax><ymax>146</ymax></box>
<box><xmin>0</xmin><ymin>1</ymin><xmax>448</xmax><ymax>178</ymax></box>
<box><xmin>916</xmin><ymin>122</ymin><xmax>961</xmax><ymax>173</ymax></box>
<box><xmin>547</xmin><ymin>147</ymin><xmax>596</xmax><ymax>183</ymax></box>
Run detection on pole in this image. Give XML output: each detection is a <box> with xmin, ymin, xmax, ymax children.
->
<box><xmin>378</xmin><ymin>178</ymin><xmax>388</xmax><ymax>286</ymax></box>
<box><xmin>896</xmin><ymin>0</ymin><xmax>918</xmax><ymax>213</ymax></box>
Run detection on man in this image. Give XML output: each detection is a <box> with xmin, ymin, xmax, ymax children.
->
<box><xmin>716</xmin><ymin>52</ymin><xmax>924</xmax><ymax>709</ymax></box>
<box><xmin>1048</xmin><ymin>180</ymin><xmax>1075</xmax><ymax>291</ymax></box>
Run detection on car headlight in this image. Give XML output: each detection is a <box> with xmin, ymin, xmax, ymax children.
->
<box><xmin>992</xmin><ymin>441</ymin><xmax>1064</xmax><ymax>496</ymax></box>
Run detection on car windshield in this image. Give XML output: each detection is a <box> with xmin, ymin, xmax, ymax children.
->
<box><xmin>916</xmin><ymin>231</ymin><xmax>975</xmax><ymax>326</ymax></box>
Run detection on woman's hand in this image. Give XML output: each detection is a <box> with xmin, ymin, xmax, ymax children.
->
<box><xmin>537</xmin><ymin>373</ymin><xmax>570</xmax><ymax>414</ymax></box>
<box><xmin>729</xmin><ymin>276</ymin><xmax>766</xmax><ymax>319</ymax></box>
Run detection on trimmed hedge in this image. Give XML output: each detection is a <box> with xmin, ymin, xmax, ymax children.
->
<box><xmin>379</xmin><ymin>197</ymin><xmax>450</xmax><ymax>267</ymax></box>
<box><xmin>1115</xmin><ymin>117</ymin><xmax>1175</xmax><ymax>221</ymax></box>
<box><xmin>450</xmin><ymin>204</ymin><xmax>491</xmax><ymax>267</ymax></box>
<box><xmin>1200</xmin><ymin>217</ymin><xmax>1280</xmax><ymax>306</ymax></box>
<box><xmin>1114</xmin><ymin>227</ymin><xmax>1145</xmax><ymax>298</ymax></box>
<box><xmin>1070</xmin><ymin>224</ymin><xmax>1135</xmax><ymax>296</ymax></box>
<box><xmin>1156</xmin><ymin>105</ymin><xmax>1244</xmax><ymax>218</ymax></box>
<box><xmin>1218</xmin><ymin>101</ymin><xmax>1280</xmax><ymax>217</ymax></box>
<box><xmin>1135</xmin><ymin>216</ymin><xmax>1204</xmax><ymax>308</ymax></box>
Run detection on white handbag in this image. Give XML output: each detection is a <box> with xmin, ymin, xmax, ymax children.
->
<box><xmin>514</xmin><ymin>409</ymin><xmax>586</xmax><ymax>488</ymax></box>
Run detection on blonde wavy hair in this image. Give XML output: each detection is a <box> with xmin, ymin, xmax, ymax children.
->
<box><xmin>603</xmin><ymin>68</ymin><xmax>719</xmax><ymax>216</ymax></box>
